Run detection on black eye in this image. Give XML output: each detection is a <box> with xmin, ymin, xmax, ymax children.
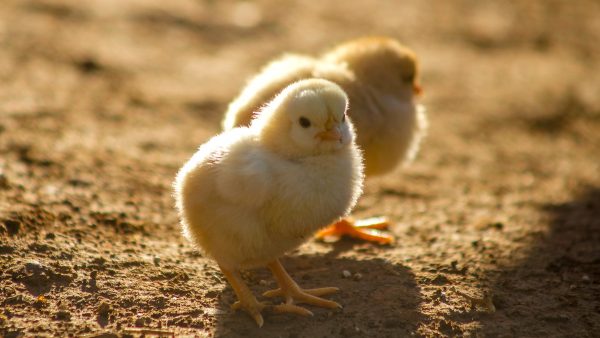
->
<box><xmin>402</xmin><ymin>73</ymin><xmax>415</xmax><ymax>83</ymax></box>
<box><xmin>298</xmin><ymin>117</ymin><xmax>311</xmax><ymax>128</ymax></box>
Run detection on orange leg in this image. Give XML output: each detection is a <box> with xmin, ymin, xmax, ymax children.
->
<box><xmin>220</xmin><ymin>264</ymin><xmax>267</xmax><ymax>327</ymax></box>
<box><xmin>263</xmin><ymin>259</ymin><xmax>341</xmax><ymax>316</ymax></box>
<box><xmin>314</xmin><ymin>217</ymin><xmax>394</xmax><ymax>244</ymax></box>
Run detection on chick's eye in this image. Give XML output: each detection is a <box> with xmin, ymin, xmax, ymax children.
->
<box><xmin>298</xmin><ymin>116</ymin><xmax>311</xmax><ymax>128</ymax></box>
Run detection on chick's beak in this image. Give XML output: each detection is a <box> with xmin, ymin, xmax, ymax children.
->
<box><xmin>413</xmin><ymin>83</ymin><xmax>423</xmax><ymax>97</ymax></box>
<box><xmin>316</xmin><ymin>128</ymin><xmax>343</xmax><ymax>142</ymax></box>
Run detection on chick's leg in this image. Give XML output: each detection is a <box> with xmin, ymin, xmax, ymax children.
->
<box><xmin>263</xmin><ymin>259</ymin><xmax>341</xmax><ymax>316</ymax></box>
<box><xmin>314</xmin><ymin>217</ymin><xmax>394</xmax><ymax>244</ymax></box>
<box><xmin>219</xmin><ymin>265</ymin><xmax>266</xmax><ymax>327</ymax></box>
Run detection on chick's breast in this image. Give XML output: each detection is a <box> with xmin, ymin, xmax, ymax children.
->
<box><xmin>261</xmin><ymin>149</ymin><xmax>363</xmax><ymax>243</ymax></box>
<box><xmin>174</xmin><ymin>128</ymin><xmax>363</xmax><ymax>269</ymax></box>
<box><xmin>352</xmin><ymin>93</ymin><xmax>427</xmax><ymax>176</ymax></box>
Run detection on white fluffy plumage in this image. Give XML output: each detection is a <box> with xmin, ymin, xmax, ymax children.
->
<box><xmin>173</xmin><ymin>79</ymin><xmax>363</xmax><ymax>326</ymax></box>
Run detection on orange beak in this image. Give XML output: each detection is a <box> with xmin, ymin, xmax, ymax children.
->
<box><xmin>414</xmin><ymin>83</ymin><xmax>423</xmax><ymax>97</ymax></box>
<box><xmin>316</xmin><ymin>129</ymin><xmax>342</xmax><ymax>142</ymax></box>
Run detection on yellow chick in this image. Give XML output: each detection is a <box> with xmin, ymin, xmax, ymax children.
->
<box><xmin>174</xmin><ymin>79</ymin><xmax>364</xmax><ymax>327</ymax></box>
<box><xmin>222</xmin><ymin>37</ymin><xmax>427</xmax><ymax>244</ymax></box>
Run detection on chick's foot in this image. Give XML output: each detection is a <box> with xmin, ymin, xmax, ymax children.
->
<box><xmin>230</xmin><ymin>299</ymin><xmax>268</xmax><ymax>326</ymax></box>
<box><xmin>264</xmin><ymin>259</ymin><xmax>341</xmax><ymax>315</ymax></box>
<box><xmin>220</xmin><ymin>265</ymin><xmax>266</xmax><ymax>327</ymax></box>
<box><xmin>315</xmin><ymin>217</ymin><xmax>394</xmax><ymax>244</ymax></box>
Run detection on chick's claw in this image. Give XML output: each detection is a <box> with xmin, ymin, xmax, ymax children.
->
<box><xmin>231</xmin><ymin>300</ymin><xmax>266</xmax><ymax>327</ymax></box>
<box><xmin>220</xmin><ymin>265</ymin><xmax>269</xmax><ymax>327</ymax></box>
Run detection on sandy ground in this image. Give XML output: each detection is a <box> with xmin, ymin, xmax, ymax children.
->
<box><xmin>1</xmin><ymin>0</ymin><xmax>600</xmax><ymax>337</ymax></box>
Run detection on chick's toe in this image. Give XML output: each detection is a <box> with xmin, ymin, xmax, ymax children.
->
<box><xmin>270</xmin><ymin>303</ymin><xmax>314</xmax><ymax>317</ymax></box>
<box><xmin>264</xmin><ymin>287</ymin><xmax>341</xmax><ymax>309</ymax></box>
<box><xmin>315</xmin><ymin>217</ymin><xmax>394</xmax><ymax>244</ymax></box>
<box><xmin>230</xmin><ymin>300</ymin><xmax>267</xmax><ymax>327</ymax></box>
<box><xmin>264</xmin><ymin>259</ymin><xmax>342</xmax><ymax>311</ymax></box>
<box><xmin>263</xmin><ymin>286</ymin><xmax>339</xmax><ymax>299</ymax></box>
<box><xmin>221</xmin><ymin>265</ymin><xmax>266</xmax><ymax>327</ymax></box>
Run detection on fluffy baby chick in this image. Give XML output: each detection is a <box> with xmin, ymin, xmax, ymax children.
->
<box><xmin>222</xmin><ymin>37</ymin><xmax>427</xmax><ymax>244</ymax></box>
<box><xmin>174</xmin><ymin>79</ymin><xmax>363</xmax><ymax>327</ymax></box>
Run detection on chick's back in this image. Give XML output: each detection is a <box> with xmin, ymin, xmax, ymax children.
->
<box><xmin>222</xmin><ymin>55</ymin><xmax>354</xmax><ymax>130</ymax></box>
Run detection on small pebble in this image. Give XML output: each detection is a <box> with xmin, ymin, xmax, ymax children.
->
<box><xmin>582</xmin><ymin>274</ymin><xmax>590</xmax><ymax>282</ymax></box>
<box><xmin>4</xmin><ymin>220</ymin><xmax>20</xmax><ymax>235</ymax></box>
<box><xmin>135</xmin><ymin>316</ymin><xmax>151</xmax><ymax>327</ymax></box>
<box><xmin>25</xmin><ymin>260</ymin><xmax>43</xmax><ymax>272</ymax></box>
<box><xmin>0</xmin><ymin>174</ymin><xmax>9</xmax><ymax>189</ymax></box>
<box><xmin>342</xmin><ymin>270</ymin><xmax>351</xmax><ymax>278</ymax></box>
<box><xmin>55</xmin><ymin>310</ymin><xmax>71</xmax><ymax>321</ymax></box>
<box><xmin>97</xmin><ymin>302</ymin><xmax>111</xmax><ymax>316</ymax></box>
<box><xmin>352</xmin><ymin>273</ymin><xmax>363</xmax><ymax>281</ymax></box>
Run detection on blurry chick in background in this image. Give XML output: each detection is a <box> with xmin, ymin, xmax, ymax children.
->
<box><xmin>174</xmin><ymin>79</ymin><xmax>364</xmax><ymax>326</ymax></box>
<box><xmin>222</xmin><ymin>37</ymin><xmax>427</xmax><ymax>244</ymax></box>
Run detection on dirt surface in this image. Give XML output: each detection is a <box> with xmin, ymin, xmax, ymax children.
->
<box><xmin>1</xmin><ymin>0</ymin><xmax>600</xmax><ymax>337</ymax></box>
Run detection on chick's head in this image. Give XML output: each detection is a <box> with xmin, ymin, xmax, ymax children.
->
<box><xmin>253</xmin><ymin>79</ymin><xmax>354</xmax><ymax>158</ymax></box>
<box><xmin>324</xmin><ymin>37</ymin><xmax>421</xmax><ymax>99</ymax></box>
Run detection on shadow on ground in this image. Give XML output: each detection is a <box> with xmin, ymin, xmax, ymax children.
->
<box><xmin>482</xmin><ymin>187</ymin><xmax>600</xmax><ymax>336</ymax></box>
<box><xmin>211</xmin><ymin>253</ymin><xmax>423</xmax><ymax>338</ymax></box>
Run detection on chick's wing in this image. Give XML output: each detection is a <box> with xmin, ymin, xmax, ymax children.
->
<box><xmin>214</xmin><ymin>140</ymin><xmax>273</xmax><ymax>209</ymax></box>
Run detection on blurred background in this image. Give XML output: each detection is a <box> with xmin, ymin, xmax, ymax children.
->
<box><xmin>1</xmin><ymin>0</ymin><xmax>599</xmax><ymax>337</ymax></box>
